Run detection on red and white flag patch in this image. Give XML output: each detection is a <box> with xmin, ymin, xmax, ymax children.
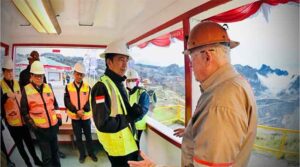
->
<box><xmin>96</xmin><ymin>96</ymin><xmax>105</xmax><ymax>104</ymax></box>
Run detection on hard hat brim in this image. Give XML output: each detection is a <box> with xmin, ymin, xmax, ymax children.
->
<box><xmin>229</xmin><ymin>40</ymin><xmax>239</xmax><ymax>49</ymax></box>
<box><xmin>99</xmin><ymin>52</ymin><xmax>133</xmax><ymax>60</ymax></box>
<box><xmin>183</xmin><ymin>40</ymin><xmax>240</xmax><ymax>55</ymax></box>
<box><xmin>31</xmin><ymin>71</ymin><xmax>45</xmax><ymax>75</ymax></box>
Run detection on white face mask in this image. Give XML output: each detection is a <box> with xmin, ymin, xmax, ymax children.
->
<box><xmin>127</xmin><ymin>81</ymin><xmax>137</xmax><ymax>89</ymax></box>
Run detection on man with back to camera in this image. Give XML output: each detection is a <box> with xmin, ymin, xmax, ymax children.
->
<box><xmin>91</xmin><ymin>41</ymin><xmax>144</xmax><ymax>167</ymax></box>
<box><xmin>128</xmin><ymin>21</ymin><xmax>257</xmax><ymax>167</ymax></box>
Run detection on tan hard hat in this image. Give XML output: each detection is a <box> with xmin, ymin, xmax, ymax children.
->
<box><xmin>99</xmin><ymin>41</ymin><xmax>133</xmax><ymax>60</ymax></box>
<box><xmin>142</xmin><ymin>78</ymin><xmax>151</xmax><ymax>84</ymax></box>
<box><xmin>187</xmin><ymin>21</ymin><xmax>239</xmax><ymax>50</ymax></box>
<box><xmin>2</xmin><ymin>57</ymin><xmax>14</xmax><ymax>70</ymax></box>
<box><xmin>30</xmin><ymin>61</ymin><xmax>45</xmax><ymax>74</ymax></box>
<box><xmin>74</xmin><ymin>63</ymin><xmax>86</xmax><ymax>74</ymax></box>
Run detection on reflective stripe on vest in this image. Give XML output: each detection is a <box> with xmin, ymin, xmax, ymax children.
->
<box><xmin>66</xmin><ymin>82</ymin><xmax>92</xmax><ymax>120</ymax></box>
<box><xmin>129</xmin><ymin>88</ymin><xmax>147</xmax><ymax>130</ymax></box>
<box><xmin>1</xmin><ymin>80</ymin><xmax>23</xmax><ymax>126</ymax></box>
<box><xmin>25</xmin><ymin>83</ymin><xmax>58</xmax><ymax>128</ymax></box>
<box><xmin>96</xmin><ymin>75</ymin><xmax>138</xmax><ymax>156</ymax></box>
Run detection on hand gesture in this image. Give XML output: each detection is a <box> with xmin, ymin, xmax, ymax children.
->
<box><xmin>173</xmin><ymin>128</ymin><xmax>185</xmax><ymax>137</ymax></box>
<box><xmin>77</xmin><ymin>110</ymin><xmax>84</xmax><ymax>118</ymax></box>
<box><xmin>128</xmin><ymin>151</ymin><xmax>156</xmax><ymax>167</ymax></box>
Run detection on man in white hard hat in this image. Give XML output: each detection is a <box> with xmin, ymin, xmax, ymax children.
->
<box><xmin>128</xmin><ymin>21</ymin><xmax>257</xmax><ymax>167</ymax></box>
<box><xmin>126</xmin><ymin>69</ymin><xmax>150</xmax><ymax>149</ymax></box>
<box><xmin>91</xmin><ymin>41</ymin><xmax>143</xmax><ymax>167</ymax></box>
<box><xmin>19</xmin><ymin>51</ymin><xmax>46</xmax><ymax>90</ymax></box>
<box><xmin>21</xmin><ymin>61</ymin><xmax>62</xmax><ymax>167</ymax></box>
<box><xmin>1</xmin><ymin>57</ymin><xmax>42</xmax><ymax>167</ymax></box>
<box><xmin>64</xmin><ymin>62</ymin><xmax>97</xmax><ymax>163</ymax></box>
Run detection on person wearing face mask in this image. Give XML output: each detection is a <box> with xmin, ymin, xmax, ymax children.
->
<box><xmin>91</xmin><ymin>41</ymin><xmax>144</xmax><ymax>167</ymax></box>
<box><xmin>64</xmin><ymin>62</ymin><xmax>97</xmax><ymax>163</ymax></box>
<box><xmin>126</xmin><ymin>69</ymin><xmax>150</xmax><ymax>149</ymax></box>
<box><xmin>21</xmin><ymin>61</ymin><xmax>62</xmax><ymax>167</ymax></box>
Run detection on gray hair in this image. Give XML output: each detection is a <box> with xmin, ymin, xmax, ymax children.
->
<box><xmin>213</xmin><ymin>44</ymin><xmax>231</xmax><ymax>63</ymax></box>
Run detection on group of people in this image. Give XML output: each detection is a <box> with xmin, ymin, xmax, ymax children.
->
<box><xmin>1</xmin><ymin>51</ymin><xmax>66</xmax><ymax>167</ymax></box>
<box><xmin>1</xmin><ymin>42</ymin><xmax>150</xmax><ymax>167</ymax></box>
<box><xmin>1</xmin><ymin>21</ymin><xmax>257</xmax><ymax>167</ymax></box>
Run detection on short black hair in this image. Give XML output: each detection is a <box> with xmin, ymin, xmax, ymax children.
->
<box><xmin>2</xmin><ymin>68</ymin><xmax>11</xmax><ymax>72</ymax></box>
<box><xmin>105</xmin><ymin>53</ymin><xmax>117</xmax><ymax>67</ymax></box>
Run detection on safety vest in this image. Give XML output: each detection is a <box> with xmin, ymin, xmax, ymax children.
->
<box><xmin>129</xmin><ymin>88</ymin><xmax>147</xmax><ymax>130</ymax></box>
<box><xmin>66</xmin><ymin>82</ymin><xmax>92</xmax><ymax>120</ymax></box>
<box><xmin>96</xmin><ymin>75</ymin><xmax>138</xmax><ymax>156</ymax></box>
<box><xmin>1</xmin><ymin>80</ymin><xmax>23</xmax><ymax>126</ymax></box>
<box><xmin>24</xmin><ymin>83</ymin><xmax>58</xmax><ymax>128</ymax></box>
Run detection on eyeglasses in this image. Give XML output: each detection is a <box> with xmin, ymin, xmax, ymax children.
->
<box><xmin>188</xmin><ymin>46</ymin><xmax>216</xmax><ymax>60</ymax></box>
<box><xmin>127</xmin><ymin>79</ymin><xmax>138</xmax><ymax>82</ymax></box>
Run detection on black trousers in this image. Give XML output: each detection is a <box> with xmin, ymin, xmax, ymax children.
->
<box><xmin>107</xmin><ymin>151</ymin><xmax>139</xmax><ymax>167</ymax></box>
<box><xmin>71</xmin><ymin>119</ymin><xmax>94</xmax><ymax>157</ymax></box>
<box><xmin>136</xmin><ymin>130</ymin><xmax>143</xmax><ymax>149</ymax></box>
<box><xmin>7</xmin><ymin>125</ymin><xmax>40</xmax><ymax>166</ymax></box>
<box><xmin>34</xmin><ymin>124</ymin><xmax>60</xmax><ymax>167</ymax></box>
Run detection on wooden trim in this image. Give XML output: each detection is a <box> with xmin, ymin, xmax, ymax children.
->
<box><xmin>127</xmin><ymin>0</ymin><xmax>230</xmax><ymax>46</ymax></box>
<box><xmin>147</xmin><ymin>124</ymin><xmax>181</xmax><ymax>148</ymax></box>
<box><xmin>183</xmin><ymin>19</ymin><xmax>192</xmax><ymax>126</ymax></box>
<box><xmin>1</xmin><ymin>42</ymin><xmax>9</xmax><ymax>56</ymax></box>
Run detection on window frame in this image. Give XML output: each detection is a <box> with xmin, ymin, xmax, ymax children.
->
<box><xmin>127</xmin><ymin>0</ymin><xmax>231</xmax><ymax>147</ymax></box>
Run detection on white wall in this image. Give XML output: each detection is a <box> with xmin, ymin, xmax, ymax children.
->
<box><xmin>140</xmin><ymin>128</ymin><xmax>181</xmax><ymax>167</ymax></box>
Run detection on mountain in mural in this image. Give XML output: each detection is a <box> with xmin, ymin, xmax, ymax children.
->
<box><xmin>234</xmin><ymin>64</ymin><xmax>299</xmax><ymax>130</ymax></box>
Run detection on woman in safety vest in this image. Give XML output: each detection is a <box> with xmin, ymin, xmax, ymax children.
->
<box><xmin>126</xmin><ymin>69</ymin><xmax>150</xmax><ymax>148</ymax></box>
<box><xmin>1</xmin><ymin>57</ymin><xmax>42</xmax><ymax>167</ymax></box>
<box><xmin>21</xmin><ymin>61</ymin><xmax>62</xmax><ymax>167</ymax></box>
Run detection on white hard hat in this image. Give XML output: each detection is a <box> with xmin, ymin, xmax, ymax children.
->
<box><xmin>99</xmin><ymin>41</ymin><xmax>132</xmax><ymax>60</ymax></box>
<box><xmin>2</xmin><ymin>57</ymin><xmax>14</xmax><ymax>70</ymax></box>
<box><xmin>126</xmin><ymin>69</ymin><xmax>139</xmax><ymax>80</ymax></box>
<box><xmin>30</xmin><ymin>61</ymin><xmax>45</xmax><ymax>74</ymax></box>
<box><xmin>74</xmin><ymin>63</ymin><xmax>86</xmax><ymax>74</ymax></box>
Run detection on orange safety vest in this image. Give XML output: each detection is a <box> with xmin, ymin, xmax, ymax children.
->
<box><xmin>1</xmin><ymin>80</ymin><xmax>23</xmax><ymax>126</ymax></box>
<box><xmin>24</xmin><ymin>83</ymin><xmax>58</xmax><ymax>128</ymax></box>
<box><xmin>66</xmin><ymin>82</ymin><xmax>92</xmax><ymax>120</ymax></box>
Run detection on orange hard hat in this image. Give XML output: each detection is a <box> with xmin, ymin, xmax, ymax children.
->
<box><xmin>187</xmin><ymin>21</ymin><xmax>239</xmax><ymax>51</ymax></box>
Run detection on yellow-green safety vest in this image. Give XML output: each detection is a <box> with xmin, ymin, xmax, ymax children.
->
<box><xmin>96</xmin><ymin>75</ymin><xmax>138</xmax><ymax>156</ymax></box>
<box><xmin>129</xmin><ymin>88</ymin><xmax>147</xmax><ymax>130</ymax></box>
